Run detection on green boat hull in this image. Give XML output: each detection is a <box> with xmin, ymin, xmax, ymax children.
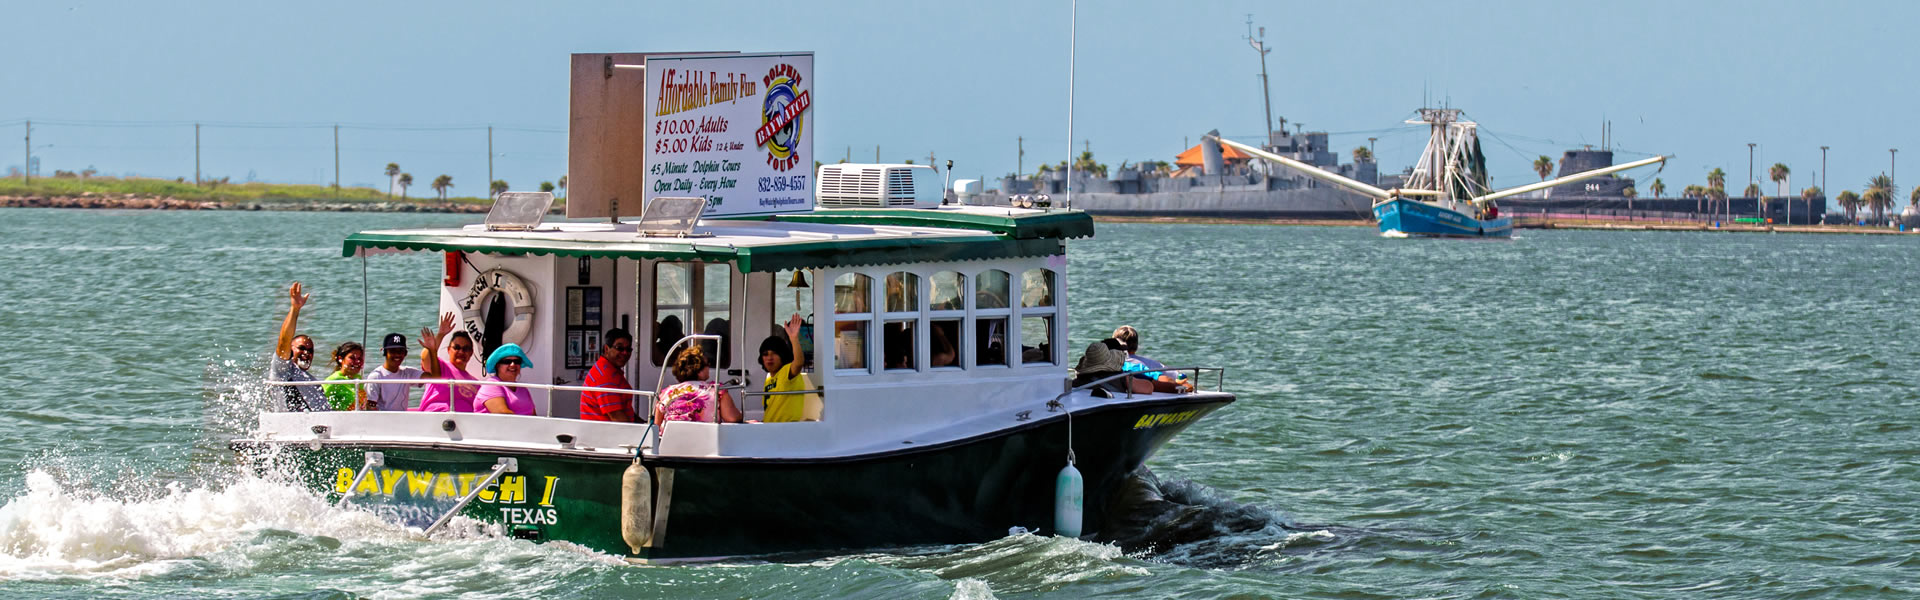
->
<box><xmin>234</xmin><ymin>394</ymin><xmax>1230</xmax><ymax>561</ymax></box>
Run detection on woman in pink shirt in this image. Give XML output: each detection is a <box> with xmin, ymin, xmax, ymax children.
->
<box><xmin>415</xmin><ymin>313</ymin><xmax>479</xmax><ymax>412</ymax></box>
<box><xmin>474</xmin><ymin>343</ymin><xmax>536</xmax><ymax>416</ymax></box>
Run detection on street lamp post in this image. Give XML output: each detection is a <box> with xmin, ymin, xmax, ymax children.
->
<box><xmin>1820</xmin><ymin>146</ymin><xmax>1829</xmax><ymax>224</ymax></box>
<box><xmin>1748</xmin><ymin>143</ymin><xmax>1756</xmax><ymax>222</ymax></box>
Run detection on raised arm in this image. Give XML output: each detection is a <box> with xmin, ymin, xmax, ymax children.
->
<box><xmin>784</xmin><ymin>314</ymin><xmax>805</xmax><ymax>371</ymax></box>
<box><xmin>419</xmin><ymin>312</ymin><xmax>454</xmax><ymax>377</ymax></box>
<box><xmin>275</xmin><ymin>282</ymin><xmax>310</xmax><ymax>360</ymax></box>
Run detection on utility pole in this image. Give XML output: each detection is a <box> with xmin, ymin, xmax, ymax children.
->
<box><xmin>1246</xmin><ymin>15</ymin><xmax>1274</xmax><ymax>146</ymax></box>
<box><xmin>22</xmin><ymin>119</ymin><xmax>29</xmax><ymax>184</ymax></box>
<box><xmin>1368</xmin><ymin>137</ymin><xmax>1377</xmax><ymax>159</ymax></box>
<box><xmin>1821</xmin><ymin>146</ymin><xmax>1829</xmax><ymax>198</ymax></box>
<box><xmin>875</xmin><ymin>145</ymin><xmax>879</xmax><ymax>163</ymax></box>
<box><xmin>1017</xmin><ymin>136</ymin><xmax>1024</xmax><ymax>176</ymax></box>
<box><xmin>194</xmin><ymin>123</ymin><xmax>201</xmax><ymax>187</ymax></box>
<box><xmin>487</xmin><ymin>125</ymin><xmax>495</xmax><ymax>198</ymax></box>
<box><xmin>844</xmin><ymin>145</ymin><xmax>850</xmax><ymax>163</ymax></box>
<box><xmin>333</xmin><ymin>124</ymin><xmax>340</xmax><ymax>199</ymax></box>
<box><xmin>1748</xmin><ymin>143</ymin><xmax>1756</xmax><ymax>218</ymax></box>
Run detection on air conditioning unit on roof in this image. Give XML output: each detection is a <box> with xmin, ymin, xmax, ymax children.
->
<box><xmin>816</xmin><ymin>163</ymin><xmax>943</xmax><ymax>209</ymax></box>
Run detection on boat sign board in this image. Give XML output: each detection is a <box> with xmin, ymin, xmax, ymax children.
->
<box><xmin>643</xmin><ymin>52</ymin><xmax>815</xmax><ymax>218</ymax></box>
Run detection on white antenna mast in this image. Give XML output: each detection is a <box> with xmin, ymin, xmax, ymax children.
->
<box><xmin>1066</xmin><ymin>0</ymin><xmax>1076</xmax><ymax>210</ymax></box>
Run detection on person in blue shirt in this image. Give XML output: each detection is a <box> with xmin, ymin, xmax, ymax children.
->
<box><xmin>1111</xmin><ymin>326</ymin><xmax>1192</xmax><ymax>394</ymax></box>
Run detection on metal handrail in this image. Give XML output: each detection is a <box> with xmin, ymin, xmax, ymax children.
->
<box><xmin>266</xmin><ymin>378</ymin><xmax>655</xmax><ymax>398</ymax></box>
<box><xmin>739</xmin><ymin>388</ymin><xmax>827</xmax><ymax>397</ymax></box>
<box><xmin>1050</xmin><ymin>365</ymin><xmax>1227</xmax><ymax>408</ymax></box>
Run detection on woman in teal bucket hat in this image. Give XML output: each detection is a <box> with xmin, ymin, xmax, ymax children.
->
<box><xmin>474</xmin><ymin>343</ymin><xmax>536</xmax><ymax>415</ymax></box>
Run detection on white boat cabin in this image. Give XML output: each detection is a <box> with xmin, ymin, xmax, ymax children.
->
<box><xmin>263</xmin><ymin>204</ymin><xmax>1106</xmax><ymax>460</ymax></box>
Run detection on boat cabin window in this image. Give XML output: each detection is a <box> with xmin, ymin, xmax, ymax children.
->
<box><xmin>882</xmin><ymin>272</ymin><xmax>918</xmax><ymax>371</ymax></box>
<box><xmin>1018</xmin><ymin>268</ymin><xmax>1057</xmax><ymax>366</ymax></box>
<box><xmin>653</xmin><ymin>261</ymin><xmax>732</xmax><ymax>368</ymax></box>
<box><xmin>833</xmin><ymin>273</ymin><xmax>871</xmax><ymax>370</ymax></box>
<box><xmin>927</xmin><ymin>270</ymin><xmax>965</xmax><ymax>369</ymax></box>
<box><xmin>975</xmin><ymin>269</ymin><xmax>1011</xmax><ymax>367</ymax></box>
<box><xmin>827</xmin><ymin>262</ymin><xmax>1061</xmax><ymax>376</ymax></box>
<box><xmin>929</xmin><ymin>271</ymin><xmax>964</xmax><ymax>311</ymax></box>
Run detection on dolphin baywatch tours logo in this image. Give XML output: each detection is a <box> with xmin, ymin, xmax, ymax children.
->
<box><xmin>754</xmin><ymin>63</ymin><xmax>810</xmax><ymax>172</ymax></box>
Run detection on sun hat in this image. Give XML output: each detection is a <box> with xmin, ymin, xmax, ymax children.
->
<box><xmin>485</xmin><ymin>343</ymin><xmax>534</xmax><ymax>374</ymax></box>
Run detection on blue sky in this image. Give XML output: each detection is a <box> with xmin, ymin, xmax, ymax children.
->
<box><xmin>3</xmin><ymin>0</ymin><xmax>1914</xmax><ymax>202</ymax></box>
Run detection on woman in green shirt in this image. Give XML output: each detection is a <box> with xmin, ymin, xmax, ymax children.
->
<box><xmin>321</xmin><ymin>342</ymin><xmax>368</xmax><ymax>411</ymax></box>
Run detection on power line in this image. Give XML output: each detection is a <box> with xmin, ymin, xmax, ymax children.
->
<box><xmin>0</xmin><ymin>117</ymin><xmax>564</xmax><ymax>133</ymax></box>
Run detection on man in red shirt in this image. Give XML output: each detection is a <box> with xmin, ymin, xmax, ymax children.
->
<box><xmin>580</xmin><ymin>328</ymin><xmax>638</xmax><ymax>422</ymax></box>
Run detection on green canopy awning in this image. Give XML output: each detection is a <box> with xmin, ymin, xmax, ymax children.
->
<box><xmin>344</xmin><ymin>231</ymin><xmax>1068</xmax><ymax>273</ymax></box>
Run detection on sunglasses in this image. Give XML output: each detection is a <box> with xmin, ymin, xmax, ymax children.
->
<box><xmin>450</xmin><ymin>344</ymin><xmax>474</xmax><ymax>352</ymax></box>
<box><xmin>498</xmin><ymin>358</ymin><xmax>523</xmax><ymax>367</ymax></box>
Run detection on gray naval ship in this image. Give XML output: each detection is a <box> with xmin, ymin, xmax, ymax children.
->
<box><xmin>978</xmin><ymin>128</ymin><xmax>1382</xmax><ymax>220</ymax></box>
<box><xmin>972</xmin><ymin>135</ymin><xmax>1837</xmax><ymax>225</ymax></box>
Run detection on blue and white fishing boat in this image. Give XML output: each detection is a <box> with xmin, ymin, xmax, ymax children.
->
<box><xmin>1211</xmin><ymin>108</ymin><xmax>1666</xmax><ymax>238</ymax></box>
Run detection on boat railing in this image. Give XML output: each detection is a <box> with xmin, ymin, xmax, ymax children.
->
<box><xmin>265</xmin><ymin>377</ymin><xmax>656</xmax><ymax>418</ymax></box>
<box><xmin>738</xmin><ymin>388</ymin><xmax>828</xmax><ymax>422</ymax></box>
<box><xmin>1050</xmin><ymin>366</ymin><xmax>1227</xmax><ymax>409</ymax></box>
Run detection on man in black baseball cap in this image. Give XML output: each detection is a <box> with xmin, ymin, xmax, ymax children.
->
<box><xmin>363</xmin><ymin>332</ymin><xmax>425</xmax><ymax>410</ymax></box>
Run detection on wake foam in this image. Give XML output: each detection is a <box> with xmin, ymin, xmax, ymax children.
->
<box><xmin>1098</xmin><ymin>467</ymin><xmax>1336</xmax><ymax>568</ymax></box>
<box><xmin>0</xmin><ymin>469</ymin><xmax>411</xmax><ymax>579</ymax></box>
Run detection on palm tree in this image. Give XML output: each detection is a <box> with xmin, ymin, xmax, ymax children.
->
<box><xmin>1911</xmin><ymin>187</ymin><xmax>1920</xmax><ymax>220</ymax></box>
<box><xmin>1352</xmin><ymin>146</ymin><xmax>1374</xmax><ymax>163</ymax></box>
<box><xmin>432</xmin><ymin>174</ymin><xmax>453</xmax><ymax>200</ymax></box>
<box><xmin>556</xmin><ymin>175</ymin><xmax>568</xmax><ymax>198</ymax></box>
<box><xmin>1650</xmin><ymin>178</ymin><xmax>1666</xmax><ymax>199</ymax></box>
<box><xmin>1622</xmin><ymin>186</ymin><xmax>1637</xmax><ymax>215</ymax></box>
<box><xmin>1706</xmin><ymin>168</ymin><xmax>1727</xmax><ymax>219</ymax></box>
<box><xmin>490</xmin><ymin>179</ymin><xmax>510</xmax><ymax>198</ymax></box>
<box><xmin>1863</xmin><ymin>174</ymin><xmax>1894</xmax><ymax>224</ymax></box>
<box><xmin>1533</xmin><ymin>156</ymin><xmax>1554</xmax><ymax>181</ymax></box>
<box><xmin>384</xmin><ymin>163</ymin><xmax>401</xmax><ymax>199</ymax></box>
<box><xmin>1835</xmin><ymin>190</ymin><xmax>1861</xmax><ymax>223</ymax></box>
<box><xmin>539</xmin><ymin>181</ymin><xmax>555</xmax><ymax>193</ymax></box>
<box><xmin>1685</xmin><ymin>184</ymin><xmax>1705</xmax><ymax>216</ymax></box>
<box><xmin>1801</xmin><ymin>186</ymin><xmax>1820</xmax><ymax>225</ymax></box>
<box><xmin>1707</xmin><ymin>185</ymin><xmax>1728</xmax><ymax>222</ymax></box>
<box><xmin>1768</xmin><ymin>163</ymin><xmax>1789</xmax><ymax>223</ymax></box>
<box><xmin>398</xmin><ymin>173</ymin><xmax>413</xmax><ymax>200</ymax></box>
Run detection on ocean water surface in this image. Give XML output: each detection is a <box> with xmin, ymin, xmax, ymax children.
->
<box><xmin>0</xmin><ymin>208</ymin><xmax>1915</xmax><ymax>598</ymax></box>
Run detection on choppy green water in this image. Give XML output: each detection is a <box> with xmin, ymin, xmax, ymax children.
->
<box><xmin>0</xmin><ymin>208</ymin><xmax>1915</xmax><ymax>598</ymax></box>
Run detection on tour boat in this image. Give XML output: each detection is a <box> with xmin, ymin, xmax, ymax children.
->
<box><xmin>231</xmin><ymin>195</ymin><xmax>1234</xmax><ymax>562</ymax></box>
<box><xmin>1208</xmin><ymin>108</ymin><xmax>1667</xmax><ymax>238</ymax></box>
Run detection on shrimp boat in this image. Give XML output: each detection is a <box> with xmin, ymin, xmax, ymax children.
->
<box><xmin>1208</xmin><ymin>108</ymin><xmax>1668</xmax><ymax>238</ymax></box>
<box><xmin>230</xmin><ymin>51</ymin><xmax>1233</xmax><ymax>563</ymax></box>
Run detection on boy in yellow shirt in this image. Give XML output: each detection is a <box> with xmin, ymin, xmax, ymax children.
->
<box><xmin>759</xmin><ymin>315</ymin><xmax>812</xmax><ymax>422</ymax></box>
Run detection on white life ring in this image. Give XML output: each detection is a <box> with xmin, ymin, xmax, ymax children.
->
<box><xmin>459</xmin><ymin>268</ymin><xmax>535</xmax><ymax>349</ymax></box>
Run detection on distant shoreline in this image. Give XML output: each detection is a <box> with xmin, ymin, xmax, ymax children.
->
<box><xmin>1</xmin><ymin>194</ymin><xmax>494</xmax><ymax>213</ymax></box>
<box><xmin>1090</xmin><ymin>214</ymin><xmax>1914</xmax><ymax>235</ymax></box>
<box><xmin>0</xmin><ymin>175</ymin><xmax>520</xmax><ymax>213</ymax></box>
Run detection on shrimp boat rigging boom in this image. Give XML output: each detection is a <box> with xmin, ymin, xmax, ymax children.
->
<box><xmin>1207</xmin><ymin>109</ymin><xmax>1668</xmax><ymax>238</ymax></box>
